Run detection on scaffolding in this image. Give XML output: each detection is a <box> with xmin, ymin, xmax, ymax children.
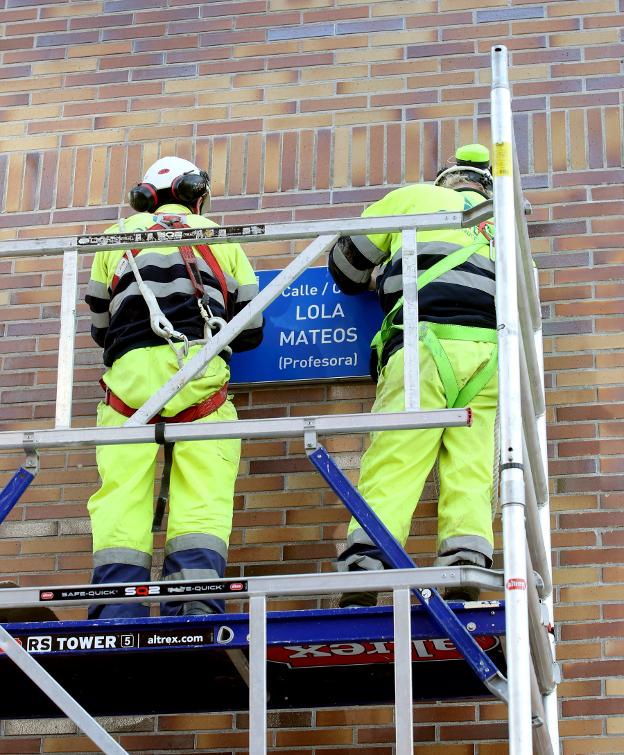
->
<box><xmin>0</xmin><ymin>46</ymin><xmax>558</xmax><ymax>754</ymax></box>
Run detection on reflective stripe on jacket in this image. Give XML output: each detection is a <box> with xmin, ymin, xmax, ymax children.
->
<box><xmin>329</xmin><ymin>183</ymin><xmax>496</xmax><ymax>327</ymax></box>
<box><xmin>85</xmin><ymin>204</ymin><xmax>263</xmax><ymax>367</ymax></box>
<box><xmin>328</xmin><ymin>183</ymin><xmax>496</xmax><ymax>376</ymax></box>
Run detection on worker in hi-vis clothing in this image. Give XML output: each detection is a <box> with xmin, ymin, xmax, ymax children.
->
<box><xmin>85</xmin><ymin>156</ymin><xmax>263</xmax><ymax>619</ymax></box>
<box><xmin>328</xmin><ymin>144</ymin><xmax>496</xmax><ymax>607</ymax></box>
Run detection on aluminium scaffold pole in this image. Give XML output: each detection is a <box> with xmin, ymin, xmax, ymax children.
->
<box><xmin>533</xmin><ymin>286</ymin><xmax>561</xmax><ymax>753</ymax></box>
<box><xmin>513</xmin><ymin>121</ymin><xmax>560</xmax><ymax>750</ymax></box>
<box><xmin>491</xmin><ymin>44</ymin><xmax>534</xmax><ymax>754</ymax></box>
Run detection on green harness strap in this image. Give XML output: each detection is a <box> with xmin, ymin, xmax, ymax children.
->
<box><xmin>420</xmin><ymin>322</ymin><xmax>498</xmax><ymax>408</ymax></box>
<box><xmin>371</xmin><ymin>239</ymin><xmax>498</xmax><ymax>408</ymax></box>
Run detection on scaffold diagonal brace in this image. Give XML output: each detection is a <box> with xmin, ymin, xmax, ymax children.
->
<box><xmin>307</xmin><ymin>444</ymin><xmax>508</xmax><ymax>701</ymax></box>
<box><xmin>0</xmin><ymin>465</ymin><xmax>37</xmax><ymax>527</ymax></box>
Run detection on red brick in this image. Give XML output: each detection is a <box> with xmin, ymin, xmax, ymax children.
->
<box><xmin>557</xmin><ymin>476</ymin><xmax>624</xmax><ymax>494</ymax></box>
<box><xmin>561</xmin><ymin>620</ymin><xmax>624</xmax><ymax>641</ymax></box>
<box><xmin>0</xmin><ymin>740</ymin><xmax>41</xmax><ymax>754</ymax></box>
<box><xmin>119</xmin><ymin>734</ymin><xmax>194</xmax><ymax>750</ymax></box>
<box><xmin>562</xmin><ymin>697</ymin><xmax>624</xmax><ymax>717</ymax></box>
<box><xmin>557</xmin><ymin>404</ymin><xmax>624</xmax><ymax>422</ymax></box>
<box><xmin>550</xmin><ymin>458</ymin><xmax>596</xmax><ymax>476</ymax></box>
<box><xmin>440</xmin><ymin>722</ymin><xmax>507</xmax><ymax>741</ymax></box>
<box><xmin>0</xmin><ymin>556</ymin><xmax>55</xmax><ymax>572</ymax></box>
<box><xmin>557</xmin><ymin>440</ymin><xmax>622</xmax><ymax>458</ymax></box>
<box><xmin>604</xmin><ymin>602</ymin><xmax>624</xmax><ymax>619</ymax></box>
<box><xmin>268</xmin><ymin>52</ymin><xmax>334</xmax><ymax>70</ymax></box>
<box><xmin>359</xmin><ymin>725</ymin><xmax>435</xmax><ymax>743</ymax></box>
<box><xmin>275</xmin><ymin>728</ymin><xmax>354</xmax><ymax>746</ymax></box>
<box><xmin>197</xmin><ymin>118</ymin><xmax>262</xmax><ymax>136</ymax></box>
<box><xmin>599</xmin><ymin>425</ymin><xmax>624</xmax><ymax>441</ymax></box>
<box><xmin>195</xmin><ymin>731</ymin><xmax>249</xmax><ymax>748</ymax></box>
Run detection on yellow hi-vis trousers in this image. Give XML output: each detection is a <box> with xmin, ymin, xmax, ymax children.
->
<box><xmin>87</xmin><ymin>344</ymin><xmax>240</xmax><ymax>618</ymax></box>
<box><xmin>344</xmin><ymin>337</ymin><xmax>498</xmax><ymax>569</ymax></box>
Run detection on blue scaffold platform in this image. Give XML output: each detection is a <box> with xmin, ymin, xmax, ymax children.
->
<box><xmin>0</xmin><ymin>602</ymin><xmax>506</xmax><ymax>718</ymax></box>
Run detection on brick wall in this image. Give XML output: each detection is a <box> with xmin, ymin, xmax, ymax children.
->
<box><xmin>0</xmin><ymin>0</ymin><xmax>622</xmax><ymax>753</ymax></box>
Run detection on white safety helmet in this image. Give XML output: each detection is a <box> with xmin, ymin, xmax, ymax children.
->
<box><xmin>129</xmin><ymin>156</ymin><xmax>210</xmax><ymax>214</ymax></box>
<box><xmin>142</xmin><ymin>157</ymin><xmax>200</xmax><ymax>190</ymax></box>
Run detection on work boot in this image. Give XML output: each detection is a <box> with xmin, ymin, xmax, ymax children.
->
<box><xmin>443</xmin><ymin>561</ymin><xmax>480</xmax><ymax>603</ymax></box>
<box><xmin>182</xmin><ymin>603</ymin><xmax>219</xmax><ymax>616</ymax></box>
<box><xmin>338</xmin><ymin>591</ymin><xmax>378</xmax><ymax>608</ymax></box>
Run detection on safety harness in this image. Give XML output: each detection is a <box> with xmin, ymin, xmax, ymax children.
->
<box><xmin>103</xmin><ymin>214</ymin><xmax>231</xmax><ymax>529</ymax></box>
<box><xmin>371</xmin><ymin>224</ymin><xmax>497</xmax><ymax>409</ymax></box>
<box><xmin>111</xmin><ymin>214</ymin><xmax>230</xmax><ymax>367</ymax></box>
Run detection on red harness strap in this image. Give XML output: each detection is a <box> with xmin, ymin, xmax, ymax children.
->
<box><xmin>110</xmin><ymin>217</ymin><xmax>229</xmax><ymax>310</ymax></box>
<box><xmin>164</xmin><ymin>216</ymin><xmax>229</xmax><ymax>310</ymax></box>
<box><xmin>100</xmin><ymin>379</ymin><xmax>229</xmax><ymax>424</ymax></box>
<box><xmin>179</xmin><ymin>243</ymin><xmax>206</xmax><ymax>299</ymax></box>
<box><xmin>478</xmin><ymin>220</ymin><xmax>494</xmax><ymax>242</ymax></box>
<box><xmin>195</xmin><ymin>241</ymin><xmax>229</xmax><ymax>308</ymax></box>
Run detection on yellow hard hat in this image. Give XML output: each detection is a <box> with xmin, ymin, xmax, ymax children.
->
<box><xmin>455</xmin><ymin>144</ymin><xmax>490</xmax><ymax>170</ymax></box>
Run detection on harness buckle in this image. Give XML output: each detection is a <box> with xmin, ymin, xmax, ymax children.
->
<box><xmin>198</xmin><ymin>296</ymin><xmax>213</xmax><ymax>322</ymax></box>
<box><xmin>167</xmin><ymin>333</ymin><xmax>190</xmax><ymax>369</ymax></box>
<box><xmin>478</xmin><ymin>221</ymin><xmax>495</xmax><ymax>261</ymax></box>
<box><xmin>478</xmin><ymin>221</ymin><xmax>493</xmax><ymax>242</ymax></box>
<box><xmin>153</xmin><ymin>214</ymin><xmax>182</xmax><ymax>227</ymax></box>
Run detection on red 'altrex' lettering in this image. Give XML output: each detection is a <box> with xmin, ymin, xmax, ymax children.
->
<box><xmin>506</xmin><ymin>578</ymin><xmax>527</xmax><ymax>591</ymax></box>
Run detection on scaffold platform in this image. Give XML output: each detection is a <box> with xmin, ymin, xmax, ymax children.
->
<box><xmin>0</xmin><ymin>602</ymin><xmax>506</xmax><ymax>718</ymax></box>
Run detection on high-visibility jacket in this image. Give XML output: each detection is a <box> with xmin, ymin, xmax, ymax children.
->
<box><xmin>328</xmin><ymin>184</ymin><xmax>495</xmax><ymax>375</ymax></box>
<box><xmin>85</xmin><ymin>203</ymin><xmax>263</xmax><ymax>367</ymax></box>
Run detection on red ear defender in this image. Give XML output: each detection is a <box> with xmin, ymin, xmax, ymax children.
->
<box><xmin>129</xmin><ymin>167</ymin><xmax>210</xmax><ymax>213</ymax></box>
<box><xmin>128</xmin><ymin>183</ymin><xmax>159</xmax><ymax>213</ymax></box>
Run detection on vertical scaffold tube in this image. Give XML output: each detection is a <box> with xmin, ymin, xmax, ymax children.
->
<box><xmin>402</xmin><ymin>228</ymin><xmax>420</xmax><ymax>410</ymax></box>
<box><xmin>55</xmin><ymin>250</ymin><xmax>78</xmax><ymax>429</ymax></box>
<box><xmin>533</xmin><ymin>271</ymin><xmax>561</xmax><ymax>751</ymax></box>
<box><xmin>249</xmin><ymin>595</ymin><xmax>268</xmax><ymax>755</ymax></box>
<box><xmin>491</xmin><ymin>44</ymin><xmax>532</xmax><ymax>754</ymax></box>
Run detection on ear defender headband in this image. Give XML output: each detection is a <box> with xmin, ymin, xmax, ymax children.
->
<box><xmin>434</xmin><ymin>143</ymin><xmax>493</xmax><ymax>197</ymax></box>
<box><xmin>434</xmin><ymin>164</ymin><xmax>493</xmax><ymax>186</ymax></box>
<box><xmin>129</xmin><ymin>170</ymin><xmax>211</xmax><ymax>214</ymax></box>
<box><xmin>434</xmin><ymin>165</ymin><xmax>494</xmax><ymax>199</ymax></box>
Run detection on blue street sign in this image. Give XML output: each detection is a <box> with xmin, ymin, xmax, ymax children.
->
<box><xmin>229</xmin><ymin>267</ymin><xmax>382</xmax><ymax>385</ymax></box>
